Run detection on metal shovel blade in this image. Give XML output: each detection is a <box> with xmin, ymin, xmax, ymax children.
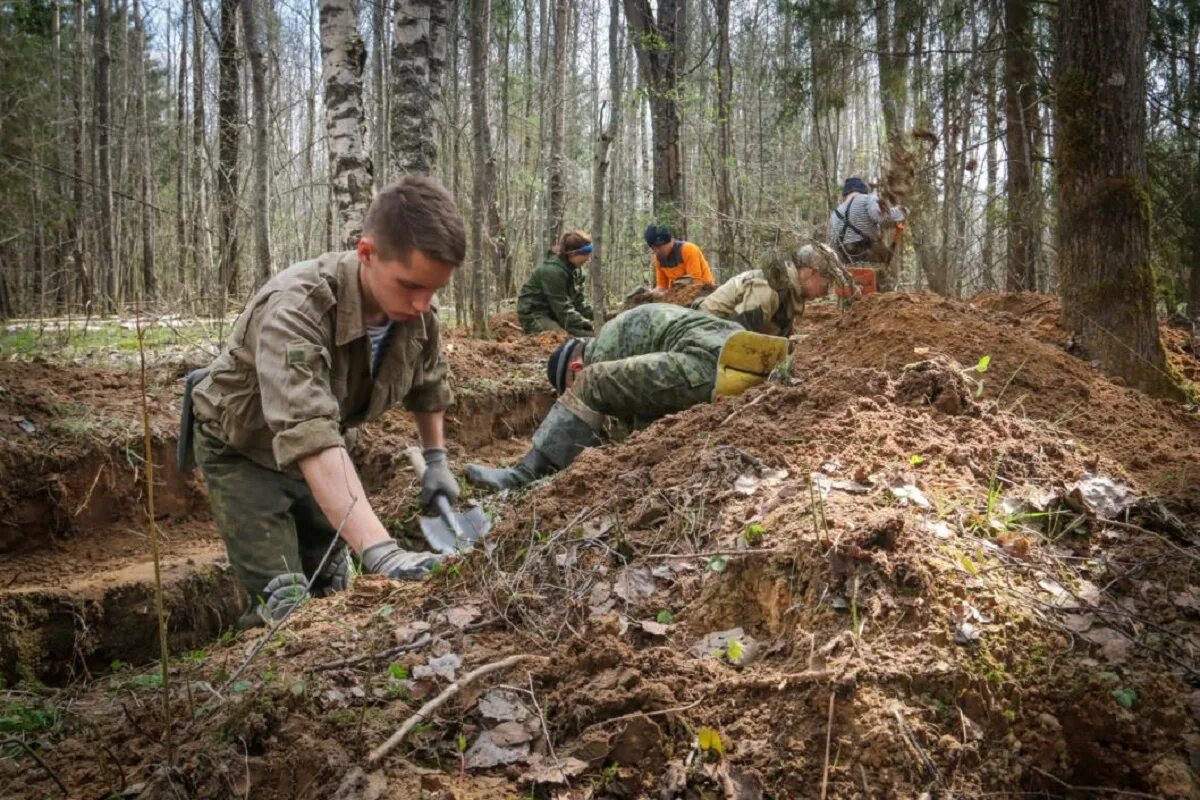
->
<box><xmin>418</xmin><ymin>502</ymin><xmax>491</xmax><ymax>555</ymax></box>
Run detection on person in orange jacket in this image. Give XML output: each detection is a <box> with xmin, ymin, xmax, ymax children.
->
<box><xmin>644</xmin><ymin>224</ymin><xmax>714</xmax><ymax>290</ymax></box>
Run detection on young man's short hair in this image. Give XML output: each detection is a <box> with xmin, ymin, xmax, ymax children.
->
<box><xmin>363</xmin><ymin>176</ymin><xmax>467</xmax><ymax>266</ymax></box>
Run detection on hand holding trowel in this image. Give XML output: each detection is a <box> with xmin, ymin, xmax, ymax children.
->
<box><xmin>406</xmin><ymin>445</ymin><xmax>491</xmax><ymax>555</ymax></box>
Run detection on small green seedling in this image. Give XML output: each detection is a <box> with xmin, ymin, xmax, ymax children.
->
<box><xmin>909</xmin><ymin>454</ymin><xmax>925</xmax><ymax>467</ymax></box>
<box><xmin>960</xmin><ymin>354</ymin><xmax>992</xmax><ymax>397</ymax></box>
<box><xmin>696</xmin><ymin>726</ymin><xmax>725</xmax><ymax>758</ymax></box>
<box><xmin>388</xmin><ymin>662</ymin><xmax>409</xmax><ymax>681</ymax></box>
<box><xmin>656</xmin><ymin>609</ymin><xmax>674</xmax><ymax>625</ymax></box>
<box><xmin>707</xmin><ymin>556</ymin><xmax>728</xmax><ymax>573</ymax></box>
<box><xmin>741</xmin><ymin>522</ymin><xmax>766</xmax><ymax>547</ymax></box>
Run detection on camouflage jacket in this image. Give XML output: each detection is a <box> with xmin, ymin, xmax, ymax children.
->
<box><xmin>191</xmin><ymin>251</ymin><xmax>453</xmax><ymax>474</ymax></box>
<box><xmin>516</xmin><ymin>253</ymin><xmax>594</xmax><ymax>336</ymax></box>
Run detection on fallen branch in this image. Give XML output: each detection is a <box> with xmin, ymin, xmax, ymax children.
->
<box><xmin>819</xmin><ymin>692</ymin><xmax>835</xmax><ymax>800</ymax></box>
<box><xmin>578</xmin><ymin>698</ymin><xmax>705</xmax><ymax>739</ymax></box>
<box><xmin>642</xmin><ymin>547</ymin><xmax>787</xmax><ymax>560</ymax></box>
<box><xmin>314</xmin><ymin>633</ymin><xmax>431</xmax><ymax>671</ymax></box>
<box><xmin>366</xmin><ymin>654</ymin><xmax>546</xmax><ymax>766</ymax></box>
<box><xmin>1</xmin><ymin>737</ymin><xmax>69</xmax><ymax>796</ymax></box>
<box><xmin>1030</xmin><ymin>766</ymin><xmax>1163</xmax><ymax>799</ymax></box>
<box><xmin>724</xmin><ymin>669</ymin><xmax>835</xmax><ymax>691</ymax></box>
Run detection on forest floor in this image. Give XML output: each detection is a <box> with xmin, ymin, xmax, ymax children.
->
<box><xmin>2</xmin><ymin>293</ymin><xmax>1199</xmax><ymax>799</ymax></box>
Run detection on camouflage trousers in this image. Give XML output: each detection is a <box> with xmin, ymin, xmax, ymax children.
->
<box><xmin>519</xmin><ymin>314</ymin><xmax>566</xmax><ymax>335</ymax></box>
<box><xmin>573</xmin><ymin>347</ymin><xmax>717</xmax><ymax>430</ymax></box>
<box><xmin>194</xmin><ymin>423</ymin><xmax>344</xmax><ymax>614</ymax></box>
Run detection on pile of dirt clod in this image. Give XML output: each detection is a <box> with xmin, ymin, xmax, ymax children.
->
<box><xmin>9</xmin><ymin>293</ymin><xmax>1199</xmax><ymax>799</ymax></box>
<box><xmin>624</xmin><ymin>281</ymin><xmax>717</xmax><ymax>310</ymax></box>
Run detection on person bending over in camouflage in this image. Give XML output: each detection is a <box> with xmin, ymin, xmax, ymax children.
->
<box><xmin>186</xmin><ymin>177</ymin><xmax>466</xmax><ymax>626</ymax></box>
<box><xmin>697</xmin><ymin>243</ymin><xmax>851</xmax><ymax>336</ymax></box>
<box><xmin>516</xmin><ymin>230</ymin><xmax>596</xmax><ymax>336</ymax></box>
<box><xmin>465</xmin><ymin>303</ymin><xmax>764</xmax><ymax>490</ymax></box>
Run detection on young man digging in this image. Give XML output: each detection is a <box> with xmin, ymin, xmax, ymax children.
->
<box><xmin>185</xmin><ymin>176</ymin><xmax>466</xmax><ymax>626</ymax></box>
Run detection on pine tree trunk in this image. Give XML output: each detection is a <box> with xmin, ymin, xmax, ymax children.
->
<box><xmin>544</xmin><ymin>0</ymin><xmax>568</xmax><ymax>249</ymax></box>
<box><xmin>217</xmin><ymin>0</ymin><xmax>242</xmax><ymax>303</ymax></box>
<box><xmin>95</xmin><ymin>0</ymin><xmax>116</xmax><ymax>313</ymax></box>
<box><xmin>982</xmin><ymin>0</ymin><xmax>999</xmax><ymax>292</ymax></box>
<box><xmin>714</xmin><ymin>0</ymin><xmax>735</xmax><ymax>279</ymax></box>
<box><xmin>392</xmin><ymin>0</ymin><xmax>450</xmax><ymax>175</ymax></box>
<box><xmin>320</xmin><ymin>0</ymin><xmax>374</xmax><ymax>248</ymax></box>
<box><xmin>468</xmin><ymin>0</ymin><xmax>492</xmax><ymax>334</ymax></box>
<box><xmin>1056</xmin><ymin>0</ymin><xmax>1180</xmax><ymax>399</ymax></box>
<box><xmin>134</xmin><ymin>0</ymin><xmax>157</xmax><ymax>300</ymax></box>
<box><xmin>242</xmin><ymin>0</ymin><xmax>273</xmax><ymax>286</ymax></box>
<box><xmin>1004</xmin><ymin>0</ymin><xmax>1039</xmax><ymax>291</ymax></box>
<box><xmin>624</xmin><ymin>0</ymin><xmax>685</xmax><ymax>228</ymax></box>
<box><xmin>71</xmin><ymin>0</ymin><xmax>90</xmax><ymax>310</ymax></box>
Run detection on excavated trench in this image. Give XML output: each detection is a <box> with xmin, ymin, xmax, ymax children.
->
<box><xmin>0</xmin><ymin>384</ymin><xmax>555</xmax><ymax>686</ymax></box>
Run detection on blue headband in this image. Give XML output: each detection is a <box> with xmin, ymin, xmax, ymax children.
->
<box><xmin>573</xmin><ymin>243</ymin><xmax>593</xmax><ymax>255</ymax></box>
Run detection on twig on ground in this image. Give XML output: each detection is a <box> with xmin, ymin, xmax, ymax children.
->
<box><xmin>527</xmin><ymin>675</ymin><xmax>564</xmax><ymax>786</ymax></box>
<box><xmin>720</xmin><ymin>387</ymin><xmax>774</xmax><ymax>427</ymax></box>
<box><xmin>1030</xmin><ymin>766</ymin><xmax>1163</xmax><ymax>799</ymax></box>
<box><xmin>314</xmin><ymin>633</ymin><xmax>432</xmax><ymax>671</ymax></box>
<box><xmin>642</xmin><ymin>547</ymin><xmax>787</xmax><ymax>560</ymax></box>
<box><xmin>1</xmin><ymin>737</ymin><xmax>69</xmax><ymax>796</ymax></box>
<box><xmin>721</xmin><ymin>669</ymin><xmax>835</xmax><ymax>691</ymax></box>
<box><xmin>820</xmin><ymin>692</ymin><xmax>835</xmax><ymax>800</ymax></box>
<box><xmin>366</xmin><ymin>654</ymin><xmax>546</xmax><ymax>766</ymax></box>
<box><xmin>577</xmin><ymin>698</ymin><xmax>705</xmax><ymax>739</ymax></box>
<box><xmin>891</xmin><ymin>705</ymin><xmax>940</xmax><ymax>786</ymax></box>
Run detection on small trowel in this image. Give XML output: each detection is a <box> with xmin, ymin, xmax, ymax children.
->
<box><xmin>406</xmin><ymin>446</ymin><xmax>491</xmax><ymax>555</ymax></box>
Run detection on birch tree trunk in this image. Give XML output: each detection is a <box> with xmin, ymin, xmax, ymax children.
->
<box><xmin>544</xmin><ymin>0</ymin><xmax>569</xmax><ymax>249</ymax></box>
<box><xmin>191</xmin><ymin>0</ymin><xmax>212</xmax><ymax>301</ymax></box>
<box><xmin>95</xmin><ymin>0</ymin><xmax>117</xmax><ymax>312</ymax></box>
<box><xmin>217</xmin><ymin>0</ymin><xmax>242</xmax><ymax>302</ymax></box>
<box><xmin>372</xmin><ymin>0</ymin><xmax>389</xmax><ymax>187</ymax></box>
<box><xmin>1057</xmin><ymin>0</ymin><xmax>1179</xmax><ymax>399</ymax></box>
<box><xmin>392</xmin><ymin>0</ymin><xmax>450</xmax><ymax>175</ymax></box>
<box><xmin>134</xmin><ymin>0</ymin><xmax>157</xmax><ymax>299</ymax></box>
<box><xmin>242</xmin><ymin>0</ymin><xmax>273</xmax><ymax>285</ymax></box>
<box><xmin>320</xmin><ymin>0</ymin><xmax>374</xmax><ymax>248</ymax></box>
<box><xmin>176</xmin><ymin>0</ymin><xmax>190</xmax><ymax>298</ymax></box>
<box><xmin>589</xmin><ymin>0</ymin><xmax>620</xmax><ymax>331</ymax></box>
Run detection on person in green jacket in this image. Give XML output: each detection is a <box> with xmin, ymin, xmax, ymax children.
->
<box><xmin>466</xmin><ymin>303</ymin><xmax>757</xmax><ymax>490</ymax></box>
<box><xmin>517</xmin><ymin>230</ymin><xmax>596</xmax><ymax>336</ymax></box>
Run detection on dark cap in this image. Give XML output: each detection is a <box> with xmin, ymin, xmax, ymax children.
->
<box><xmin>546</xmin><ymin>338</ymin><xmax>586</xmax><ymax>395</ymax></box>
<box><xmin>841</xmin><ymin>177</ymin><xmax>870</xmax><ymax>196</ymax></box>
<box><xmin>644</xmin><ymin>224</ymin><xmax>673</xmax><ymax>247</ymax></box>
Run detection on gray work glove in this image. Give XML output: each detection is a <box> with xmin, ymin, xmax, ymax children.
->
<box><xmin>257</xmin><ymin>572</ymin><xmax>309</xmax><ymax>624</ymax></box>
<box><xmin>420</xmin><ymin>447</ymin><xmax>460</xmax><ymax>510</ymax></box>
<box><xmin>361</xmin><ymin>539</ymin><xmax>443</xmax><ymax>581</ymax></box>
<box><xmin>315</xmin><ymin>544</ymin><xmax>351</xmax><ymax>595</ymax></box>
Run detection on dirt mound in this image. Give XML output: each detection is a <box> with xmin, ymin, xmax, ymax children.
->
<box><xmin>624</xmin><ymin>281</ymin><xmax>717</xmax><ymax>309</ymax></box>
<box><xmin>4</xmin><ymin>296</ymin><xmax>1199</xmax><ymax>798</ymax></box>
<box><xmin>797</xmin><ymin>292</ymin><xmax>1200</xmax><ymax>502</ymax></box>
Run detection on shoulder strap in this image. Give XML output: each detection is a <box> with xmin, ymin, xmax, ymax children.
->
<box><xmin>833</xmin><ymin>196</ymin><xmax>871</xmax><ymax>245</ymax></box>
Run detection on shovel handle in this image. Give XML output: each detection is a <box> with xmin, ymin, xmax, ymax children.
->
<box><xmin>405</xmin><ymin>446</ymin><xmax>467</xmax><ymax>542</ymax></box>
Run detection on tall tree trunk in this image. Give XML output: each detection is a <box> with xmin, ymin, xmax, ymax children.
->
<box><xmin>95</xmin><ymin>0</ymin><xmax>116</xmax><ymax>313</ymax></box>
<box><xmin>1004</xmin><ymin>0</ymin><xmax>1039</xmax><ymax>291</ymax></box>
<box><xmin>1057</xmin><ymin>0</ymin><xmax>1179</xmax><ymax>399</ymax></box>
<box><xmin>624</xmin><ymin>0</ymin><xmax>685</xmax><ymax>228</ymax></box>
<box><xmin>544</xmin><ymin>0</ymin><xmax>568</xmax><ymax>249</ymax></box>
<box><xmin>982</xmin><ymin>0</ymin><xmax>999</xmax><ymax>292</ymax></box>
<box><xmin>320</xmin><ymin>0</ymin><xmax>374</xmax><ymax>247</ymax></box>
<box><xmin>590</xmin><ymin>0</ymin><xmax>621</xmax><ymax>330</ymax></box>
<box><xmin>242</xmin><ymin>0</ymin><xmax>273</xmax><ymax>286</ymax></box>
<box><xmin>714</xmin><ymin>0</ymin><xmax>735</xmax><ymax>279</ymax></box>
<box><xmin>372</xmin><ymin>0</ymin><xmax>389</xmax><ymax>188</ymax></box>
<box><xmin>176</xmin><ymin>0</ymin><xmax>190</xmax><ymax>300</ymax></box>
<box><xmin>134</xmin><ymin>0</ymin><xmax>157</xmax><ymax>300</ymax></box>
<box><xmin>191</xmin><ymin>0</ymin><xmax>213</xmax><ymax>302</ymax></box>
<box><xmin>217</xmin><ymin>0</ymin><xmax>242</xmax><ymax>303</ymax></box>
<box><xmin>468</xmin><ymin>0</ymin><xmax>493</xmax><ymax>333</ymax></box>
<box><xmin>392</xmin><ymin>0</ymin><xmax>450</xmax><ymax>175</ymax></box>
<box><xmin>71</xmin><ymin>0</ymin><xmax>91</xmax><ymax>310</ymax></box>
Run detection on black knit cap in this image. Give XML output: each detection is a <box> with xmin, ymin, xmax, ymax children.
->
<box><xmin>842</xmin><ymin>176</ymin><xmax>869</xmax><ymax>196</ymax></box>
<box><xmin>644</xmin><ymin>224</ymin><xmax>672</xmax><ymax>247</ymax></box>
<box><xmin>546</xmin><ymin>338</ymin><xmax>585</xmax><ymax>394</ymax></box>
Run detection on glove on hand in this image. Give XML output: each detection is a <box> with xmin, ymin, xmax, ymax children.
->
<box><xmin>258</xmin><ymin>572</ymin><xmax>309</xmax><ymax>623</ymax></box>
<box><xmin>361</xmin><ymin>539</ymin><xmax>443</xmax><ymax>580</ymax></box>
<box><xmin>420</xmin><ymin>447</ymin><xmax>460</xmax><ymax>510</ymax></box>
<box><xmin>315</xmin><ymin>544</ymin><xmax>351</xmax><ymax>594</ymax></box>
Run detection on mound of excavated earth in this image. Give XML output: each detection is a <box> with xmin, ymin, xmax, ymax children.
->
<box><xmin>3</xmin><ymin>294</ymin><xmax>1199</xmax><ymax>799</ymax></box>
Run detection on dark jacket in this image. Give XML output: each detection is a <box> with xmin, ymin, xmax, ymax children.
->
<box><xmin>517</xmin><ymin>253</ymin><xmax>595</xmax><ymax>336</ymax></box>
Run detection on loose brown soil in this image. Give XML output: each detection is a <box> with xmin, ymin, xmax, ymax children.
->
<box><xmin>3</xmin><ymin>294</ymin><xmax>1200</xmax><ymax>800</ymax></box>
